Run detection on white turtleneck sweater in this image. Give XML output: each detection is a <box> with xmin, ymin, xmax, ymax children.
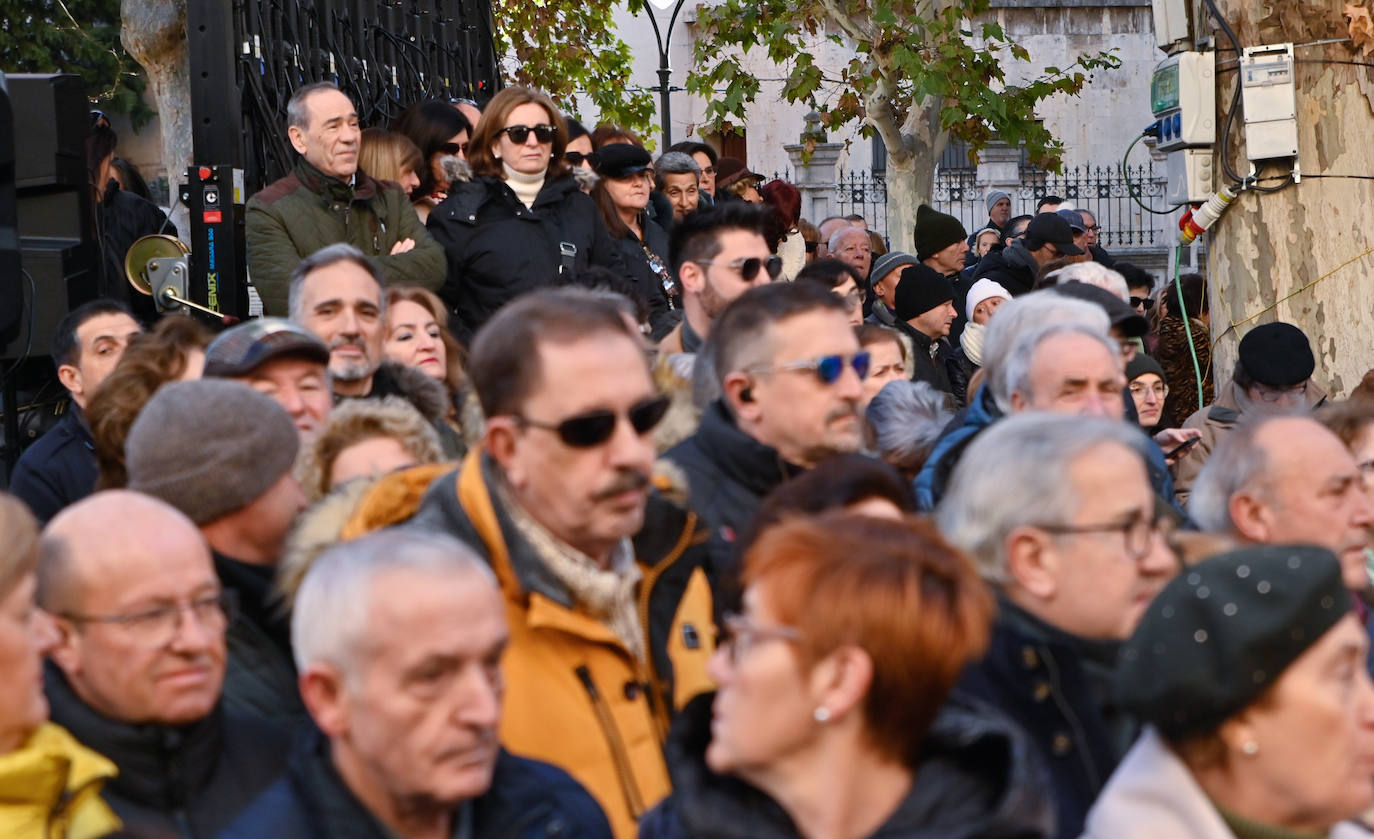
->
<box><xmin>503</xmin><ymin>163</ymin><xmax>545</xmax><ymax>209</ymax></box>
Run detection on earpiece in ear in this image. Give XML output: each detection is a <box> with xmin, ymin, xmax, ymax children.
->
<box><xmin>739</xmin><ymin>387</ymin><xmax>753</xmax><ymax>403</ymax></box>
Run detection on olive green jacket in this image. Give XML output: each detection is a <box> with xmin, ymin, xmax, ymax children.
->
<box><xmin>245</xmin><ymin>158</ymin><xmax>444</xmax><ymax>315</ymax></box>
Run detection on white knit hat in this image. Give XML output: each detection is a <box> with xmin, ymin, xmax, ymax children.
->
<box><xmin>965</xmin><ymin>278</ymin><xmax>1013</xmax><ymax>318</ymax></box>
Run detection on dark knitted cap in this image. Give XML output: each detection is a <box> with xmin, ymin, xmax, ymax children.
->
<box><xmin>1117</xmin><ymin>544</ymin><xmax>1349</xmax><ymax>741</ymax></box>
<box><xmin>126</xmin><ymin>380</ymin><xmax>301</xmax><ymax>524</ymax></box>
<box><xmin>913</xmin><ymin>204</ymin><xmax>968</xmax><ymax>261</ymax></box>
<box><xmin>1126</xmin><ymin>353</ymin><xmax>1166</xmax><ymax>383</ymax></box>
<box><xmin>894</xmin><ymin>263</ymin><xmax>955</xmax><ymax>320</ymax></box>
<box><xmin>1238</xmin><ymin>322</ymin><xmax>1315</xmax><ymax>388</ymax></box>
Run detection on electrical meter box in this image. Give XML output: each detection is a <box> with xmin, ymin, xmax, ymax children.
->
<box><xmin>1152</xmin><ymin>0</ymin><xmax>1192</xmax><ymax>52</ymax></box>
<box><xmin>1165</xmin><ymin>147</ymin><xmax>1215</xmax><ymax>205</ymax></box>
<box><xmin>1152</xmin><ymin>51</ymin><xmax>1215</xmax><ymax>151</ymax></box>
<box><xmin>1241</xmin><ymin>44</ymin><xmax>1298</xmax><ymax>160</ymax></box>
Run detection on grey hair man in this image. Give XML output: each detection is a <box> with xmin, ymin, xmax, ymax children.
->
<box><xmin>827</xmin><ymin>225</ymin><xmax>872</xmax><ymax>281</ymax></box>
<box><xmin>998</xmin><ymin>321</ymin><xmax>1126</xmax><ymax>420</ymax></box>
<box><xmin>939</xmin><ymin>412</ymin><xmax>1177</xmax><ymax>837</ymax></box>
<box><xmin>655</xmin><ymin>151</ymin><xmax>702</xmax><ymax>222</ymax></box>
<box><xmin>246</xmin><ymin>82</ymin><xmax>444</xmax><ymax>316</ymax></box>
<box><xmin>222</xmin><ymin>529</ymin><xmax>611</xmax><ymax>839</ymax></box>
<box><xmin>38</xmin><ymin>491</ymin><xmax>288</xmax><ymax>837</ymax></box>
<box><xmin>1190</xmin><ymin>415</ymin><xmax>1374</xmax><ymax>593</ymax></box>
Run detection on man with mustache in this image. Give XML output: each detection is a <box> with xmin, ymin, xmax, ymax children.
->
<box><xmin>289</xmin><ymin>243</ymin><xmax>457</xmax><ymax>450</ymax></box>
<box><xmin>663</xmin><ymin>281</ymin><xmax>869</xmax><ymax>549</ymax></box>
<box><xmin>37</xmin><ymin>491</ymin><xmax>289</xmax><ymax>838</ymax></box>
<box><xmin>246</xmin><ymin>81</ymin><xmax>444</xmax><ymax>317</ymax></box>
<box><xmin>221</xmin><ymin>530</ymin><xmax>612</xmax><ymax>839</ymax></box>
<box><xmin>406</xmin><ymin>288</ymin><xmax>717</xmax><ymax>838</ymax></box>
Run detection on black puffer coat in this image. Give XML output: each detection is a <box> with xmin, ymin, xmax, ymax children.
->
<box><xmin>427</xmin><ymin>174</ymin><xmax>629</xmax><ymax>344</ymax></box>
<box><xmin>639</xmin><ymin>692</ymin><xmax>1054</xmax><ymax>839</ymax></box>
<box><xmin>612</xmin><ymin>215</ymin><xmax>678</xmax><ymax>338</ymax></box>
<box><xmin>45</xmin><ymin>664</ymin><xmax>289</xmax><ymax>839</ymax></box>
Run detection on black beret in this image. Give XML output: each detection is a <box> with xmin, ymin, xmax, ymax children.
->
<box><xmin>593</xmin><ymin>143</ymin><xmax>653</xmax><ymax>180</ymax></box>
<box><xmin>913</xmin><ymin>204</ymin><xmax>968</xmax><ymax>261</ymax></box>
<box><xmin>894</xmin><ymin>263</ymin><xmax>955</xmax><ymax>321</ymax></box>
<box><xmin>1237</xmin><ymin>322</ymin><xmax>1314</xmax><ymax>388</ymax></box>
<box><xmin>1116</xmin><ymin>544</ymin><xmax>1350</xmax><ymax>741</ymax></box>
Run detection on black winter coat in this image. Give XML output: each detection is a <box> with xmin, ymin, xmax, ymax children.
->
<box><xmin>213</xmin><ymin>553</ymin><xmax>305</xmax><ymax>730</ymax></box>
<box><xmin>896</xmin><ymin>322</ymin><xmax>959</xmax><ymax>405</ymax></box>
<box><xmin>99</xmin><ymin>186</ymin><xmax>177</xmax><ymax>323</ymax></box>
<box><xmin>661</xmin><ymin>400</ymin><xmax>804</xmax><ymax>553</ymax></box>
<box><xmin>638</xmin><ymin>692</ymin><xmax>1054</xmax><ymax>839</ymax></box>
<box><xmin>955</xmin><ymin>598</ymin><xmax>1135</xmax><ymax>839</ymax></box>
<box><xmin>428</xmin><ymin>174</ymin><xmax>629</xmax><ymax>344</ymax></box>
<box><xmin>970</xmin><ymin>243</ymin><xmax>1038</xmax><ymax>297</ymax></box>
<box><xmin>46</xmin><ymin>664</ymin><xmax>289</xmax><ymax>839</ymax></box>
<box><xmin>219</xmin><ymin>728</ymin><xmax>612</xmax><ymax>839</ymax></box>
<box><xmin>8</xmin><ymin>406</ymin><xmax>97</xmax><ymax>524</ymax></box>
<box><xmin>612</xmin><ymin>215</ymin><xmax>678</xmax><ymax>337</ymax></box>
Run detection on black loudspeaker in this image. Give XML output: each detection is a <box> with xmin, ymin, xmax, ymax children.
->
<box><xmin>0</xmin><ymin>74</ymin><xmax>20</xmax><ymax>342</ymax></box>
<box><xmin>1</xmin><ymin>73</ymin><xmax>96</xmax><ymax>361</ymax></box>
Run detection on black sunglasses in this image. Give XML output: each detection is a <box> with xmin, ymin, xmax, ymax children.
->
<box><xmin>696</xmin><ymin>255</ymin><xmax>784</xmax><ymax>282</ymax></box>
<box><xmin>565</xmin><ymin>151</ymin><xmax>600</xmax><ymax>167</ymax></box>
<box><xmin>1129</xmin><ymin>296</ymin><xmax>1155</xmax><ymax>310</ymax></box>
<box><xmin>516</xmin><ymin>395</ymin><xmax>671</xmax><ymax>448</ymax></box>
<box><xmin>440</xmin><ymin>141</ymin><xmax>467</xmax><ymax>156</ymax></box>
<box><xmin>499</xmin><ymin>124</ymin><xmax>557</xmax><ymax>145</ymax></box>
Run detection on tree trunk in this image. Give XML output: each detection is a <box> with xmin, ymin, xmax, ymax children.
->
<box><xmin>1208</xmin><ymin>0</ymin><xmax>1374</xmax><ymax>397</ymax></box>
<box><xmin>121</xmin><ymin>0</ymin><xmax>191</xmax><ymax>239</ymax></box>
<box><xmin>879</xmin><ymin>96</ymin><xmax>942</xmax><ymax>253</ymax></box>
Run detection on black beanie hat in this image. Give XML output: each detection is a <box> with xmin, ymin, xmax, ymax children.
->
<box><xmin>913</xmin><ymin>204</ymin><xmax>968</xmax><ymax>262</ymax></box>
<box><xmin>894</xmin><ymin>263</ymin><xmax>955</xmax><ymax>321</ymax></box>
<box><xmin>1237</xmin><ymin>322</ymin><xmax>1315</xmax><ymax>388</ymax></box>
<box><xmin>1125</xmin><ymin>353</ymin><xmax>1166</xmax><ymax>383</ymax></box>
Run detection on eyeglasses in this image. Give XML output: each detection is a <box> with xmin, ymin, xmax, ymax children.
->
<box><xmin>58</xmin><ymin>590</ymin><xmax>237</xmax><ymax>648</ymax></box>
<box><xmin>694</xmin><ymin>255</ymin><xmax>784</xmax><ymax>283</ymax></box>
<box><xmin>1129</xmin><ymin>296</ymin><xmax>1155</xmax><ymax>311</ymax></box>
<box><xmin>701</xmin><ymin>165</ymin><xmax>717</xmax><ymax>177</ymax></box>
<box><xmin>747</xmin><ymin>351</ymin><xmax>871</xmax><ymax>385</ymax></box>
<box><xmin>1129</xmin><ymin>381</ymin><xmax>1169</xmax><ymax>400</ymax></box>
<box><xmin>1358</xmin><ymin>460</ymin><xmax>1374</xmax><ymax>486</ymax></box>
<box><xmin>1035</xmin><ymin>505</ymin><xmax>1166</xmax><ymax>562</ymax></box>
<box><xmin>440</xmin><ymin>141</ymin><xmax>468</xmax><ymax>157</ymax></box>
<box><xmin>1253</xmin><ymin>381</ymin><xmax>1307</xmax><ymax>403</ymax></box>
<box><xmin>1085</xmin><ymin>225</ymin><xmax>1102</xmax><ymax>233</ymax></box>
<box><xmin>716</xmin><ymin>612</ymin><xmax>801</xmax><ymax>666</ymax></box>
<box><xmin>498</xmin><ymin>123</ymin><xmax>557</xmax><ymax>145</ymax></box>
<box><xmin>565</xmin><ymin>151</ymin><xmax>600</xmax><ymax>168</ymax></box>
<box><xmin>516</xmin><ymin>395</ymin><xmax>670</xmax><ymax>448</ymax></box>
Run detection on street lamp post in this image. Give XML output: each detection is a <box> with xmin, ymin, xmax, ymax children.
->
<box><xmin>642</xmin><ymin>0</ymin><xmax>689</xmax><ymax>150</ymax></box>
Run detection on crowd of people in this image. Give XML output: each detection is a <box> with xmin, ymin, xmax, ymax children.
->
<box><xmin>5</xmin><ymin>80</ymin><xmax>1374</xmax><ymax>839</ymax></box>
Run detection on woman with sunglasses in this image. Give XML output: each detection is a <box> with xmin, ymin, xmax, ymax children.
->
<box><xmin>591</xmin><ymin>145</ymin><xmax>679</xmax><ymax>339</ymax></box>
<box><xmin>427</xmin><ymin>86</ymin><xmax>629</xmax><ymax>345</ymax></box>
<box><xmin>639</xmin><ymin>512</ymin><xmax>1053</xmax><ymax>839</ymax></box>
<box><xmin>391</xmin><ymin>100</ymin><xmax>473</xmax><ymax>223</ymax></box>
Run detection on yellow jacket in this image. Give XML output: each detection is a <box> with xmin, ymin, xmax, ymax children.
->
<box><xmin>357</xmin><ymin>453</ymin><xmax>718</xmax><ymax>839</ymax></box>
<box><xmin>0</xmin><ymin>723</ymin><xmax>121</xmax><ymax>839</ymax></box>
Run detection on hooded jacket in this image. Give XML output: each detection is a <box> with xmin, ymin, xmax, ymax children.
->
<box><xmin>1083</xmin><ymin>727</ymin><xmax>1374</xmax><ymax>839</ymax></box>
<box><xmin>660</xmin><ymin>400</ymin><xmax>805</xmax><ymax>549</ymax></box>
<box><xmin>245</xmin><ymin>158</ymin><xmax>445</xmax><ymax>317</ymax></box>
<box><xmin>220</xmin><ymin>727</ymin><xmax>612</xmax><ymax>839</ymax></box>
<box><xmin>427</xmin><ymin>174</ymin><xmax>629</xmax><ymax>345</ymax></box>
<box><xmin>0</xmin><ymin>722</ymin><xmax>121</xmax><ymax>839</ymax></box>
<box><xmin>44</xmin><ymin>666</ymin><xmax>289</xmax><ymax>839</ymax></box>
<box><xmin>639</xmin><ymin>693</ymin><xmax>1054</xmax><ymax>839</ymax></box>
<box><xmin>1171</xmin><ymin>377</ymin><xmax>1328</xmax><ymax>505</ymax></box>
<box><xmin>970</xmin><ymin>243</ymin><xmax>1039</xmax><ymax>297</ymax></box>
<box><xmin>403</xmin><ymin>452</ymin><xmax>717</xmax><ymax>839</ymax></box>
<box><xmin>338</xmin><ymin>361</ymin><xmax>465</xmax><ymax>458</ymax></box>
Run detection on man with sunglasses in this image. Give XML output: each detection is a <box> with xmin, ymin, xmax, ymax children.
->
<box><xmin>1173</xmin><ymin>321</ymin><xmax>1328</xmax><ymax>504</ymax></box>
<box><xmin>938</xmin><ymin>414</ymin><xmax>1178</xmax><ymax>839</ymax></box>
<box><xmin>1078</xmin><ymin>208</ymin><xmax>1117</xmax><ymax>267</ymax></box>
<box><xmin>407</xmin><ymin>288</ymin><xmax>716</xmax><ymax>838</ymax></box>
<box><xmin>38</xmin><ymin>491</ymin><xmax>289</xmax><ymax>838</ymax></box>
<box><xmin>663</xmin><ymin>282</ymin><xmax>869</xmax><ymax>547</ymax></box>
<box><xmin>247</xmin><ymin>81</ymin><xmax>445</xmax><ymax>317</ymax></box>
<box><xmin>658</xmin><ymin>203</ymin><xmax>774</xmax><ymax>356</ymax></box>
<box><xmin>970</xmin><ymin>211</ymin><xmax>1083</xmax><ymax>297</ymax></box>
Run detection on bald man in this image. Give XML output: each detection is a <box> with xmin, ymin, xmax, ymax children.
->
<box><xmin>39</xmin><ymin>491</ymin><xmax>289</xmax><ymax>838</ymax></box>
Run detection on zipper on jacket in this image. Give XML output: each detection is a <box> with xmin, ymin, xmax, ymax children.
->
<box><xmin>1038</xmin><ymin>646</ymin><xmax>1103</xmax><ymax>792</ymax></box>
<box><xmin>635</xmin><ymin>511</ymin><xmax>701</xmax><ymax>740</ymax></box>
<box><xmin>575</xmin><ymin>664</ymin><xmax>647</xmax><ymax>819</ymax></box>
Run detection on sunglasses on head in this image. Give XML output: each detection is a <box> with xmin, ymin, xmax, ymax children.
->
<box><xmin>499</xmin><ymin>123</ymin><xmax>557</xmax><ymax>144</ymax></box>
<box><xmin>696</xmin><ymin>255</ymin><xmax>785</xmax><ymax>282</ymax></box>
<box><xmin>565</xmin><ymin>151</ymin><xmax>600</xmax><ymax>167</ymax></box>
<box><xmin>1129</xmin><ymin>296</ymin><xmax>1155</xmax><ymax>310</ymax></box>
<box><xmin>516</xmin><ymin>395</ymin><xmax>671</xmax><ymax>448</ymax></box>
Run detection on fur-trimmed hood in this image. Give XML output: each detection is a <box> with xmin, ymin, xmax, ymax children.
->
<box><xmin>369</xmin><ymin>361</ymin><xmax>450</xmax><ymax>423</ymax></box>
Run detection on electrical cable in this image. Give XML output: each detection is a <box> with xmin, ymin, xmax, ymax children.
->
<box><xmin>1120</xmin><ymin>132</ymin><xmax>1177</xmax><ymax>215</ymax></box>
<box><xmin>0</xmin><ymin>269</ymin><xmax>38</xmax><ymax>382</ymax></box>
<box><xmin>1172</xmin><ymin>246</ymin><xmax>1206</xmax><ymax>413</ymax></box>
